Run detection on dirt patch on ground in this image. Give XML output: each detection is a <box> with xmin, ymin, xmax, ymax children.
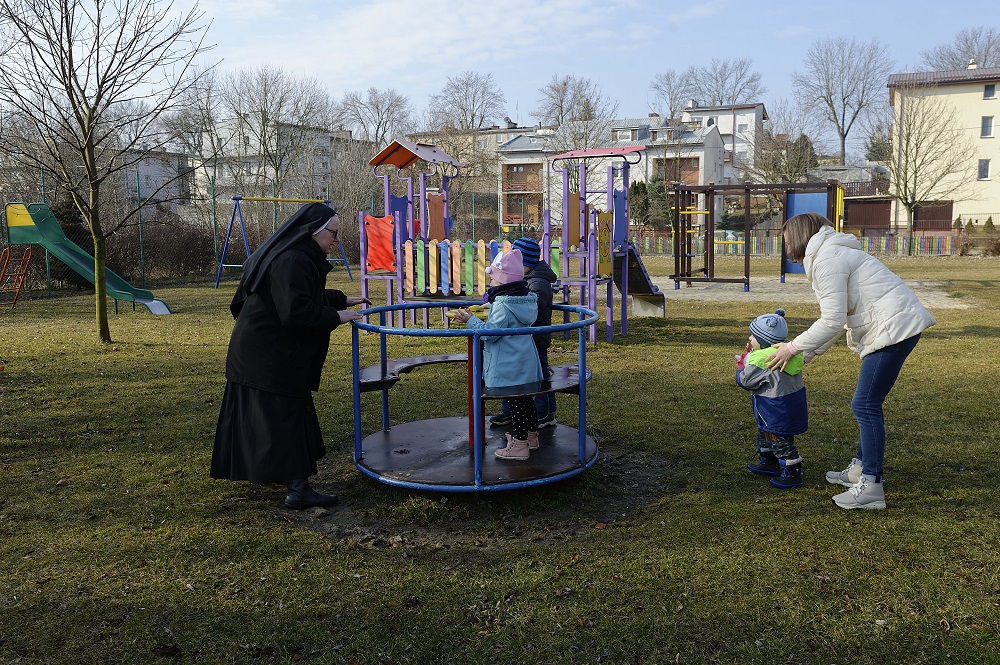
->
<box><xmin>282</xmin><ymin>448</ymin><xmax>669</xmax><ymax>551</ymax></box>
<box><xmin>653</xmin><ymin>274</ymin><xmax>970</xmax><ymax>309</ymax></box>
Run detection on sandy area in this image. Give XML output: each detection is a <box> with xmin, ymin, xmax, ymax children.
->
<box><xmin>650</xmin><ymin>274</ymin><xmax>970</xmax><ymax>309</ymax></box>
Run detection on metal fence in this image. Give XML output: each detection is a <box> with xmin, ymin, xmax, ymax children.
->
<box><xmin>632</xmin><ymin>230</ymin><xmax>961</xmax><ymax>257</ymax></box>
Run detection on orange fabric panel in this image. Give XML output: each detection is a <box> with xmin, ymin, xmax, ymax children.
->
<box><xmin>364</xmin><ymin>215</ymin><xmax>397</xmax><ymax>272</ymax></box>
<box><xmin>426</xmin><ymin>193</ymin><xmax>446</xmax><ymax>241</ymax></box>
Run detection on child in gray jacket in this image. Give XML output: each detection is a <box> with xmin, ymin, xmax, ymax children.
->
<box><xmin>735</xmin><ymin>308</ymin><xmax>808</xmax><ymax>489</ymax></box>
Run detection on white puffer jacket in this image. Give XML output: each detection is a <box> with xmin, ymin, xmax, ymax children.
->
<box><xmin>791</xmin><ymin>226</ymin><xmax>936</xmax><ymax>358</ymax></box>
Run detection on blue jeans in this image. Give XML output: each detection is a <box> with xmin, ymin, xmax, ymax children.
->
<box><xmin>852</xmin><ymin>334</ymin><xmax>921</xmax><ymax>482</ymax></box>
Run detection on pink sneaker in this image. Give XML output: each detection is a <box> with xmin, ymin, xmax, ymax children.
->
<box><xmin>495</xmin><ymin>433</ymin><xmax>530</xmax><ymax>460</ymax></box>
<box><xmin>526</xmin><ymin>431</ymin><xmax>539</xmax><ymax>450</ymax></box>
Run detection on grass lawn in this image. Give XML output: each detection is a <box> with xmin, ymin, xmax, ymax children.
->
<box><xmin>2</xmin><ymin>255</ymin><xmax>999</xmax><ymax>663</ymax></box>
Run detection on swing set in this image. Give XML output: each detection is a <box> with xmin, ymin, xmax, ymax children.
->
<box><xmin>214</xmin><ymin>196</ymin><xmax>353</xmax><ymax>288</ymax></box>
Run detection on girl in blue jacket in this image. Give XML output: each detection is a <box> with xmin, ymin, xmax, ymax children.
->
<box><xmin>454</xmin><ymin>249</ymin><xmax>543</xmax><ymax>460</ymax></box>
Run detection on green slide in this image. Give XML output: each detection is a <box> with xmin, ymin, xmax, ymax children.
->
<box><xmin>5</xmin><ymin>202</ymin><xmax>171</xmax><ymax>314</ymax></box>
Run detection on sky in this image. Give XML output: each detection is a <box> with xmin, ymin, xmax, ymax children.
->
<box><xmin>188</xmin><ymin>0</ymin><xmax>996</xmax><ymax>150</ymax></box>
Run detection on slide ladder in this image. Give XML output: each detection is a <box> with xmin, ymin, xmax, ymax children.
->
<box><xmin>0</xmin><ymin>245</ymin><xmax>33</xmax><ymax>309</ymax></box>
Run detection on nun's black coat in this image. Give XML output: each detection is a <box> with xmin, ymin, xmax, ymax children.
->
<box><xmin>211</xmin><ymin>204</ymin><xmax>348</xmax><ymax>483</ymax></box>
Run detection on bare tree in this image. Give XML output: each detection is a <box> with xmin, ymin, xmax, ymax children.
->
<box><xmin>884</xmin><ymin>84</ymin><xmax>977</xmax><ymax>254</ymax></box>
<box><xmin>427</xmin><ymin>71</ymin><xmax>507</xmax><ymax>130</ymax></box>
<box><xmin>334</xmin><ymin>87</ymin><xmax>414</xmax><ymax>149</ymax></box>
<box><xmin>158</xmin><ymin>66</ymin><xmax>227</xmax><ymax>227</ymax></box>
<box><xmin>220</xmin><ymin>65</ymin><xmax>334</xmax><ymax>199</ymax></box>
<box><xmin>649</xmin><ymin>69</ymin><xmax>695</xmax><ymax>121</ymax></box>
<box><xmin>535</xmin><ymin>74</ymin><xmax>620</xmax><ymax>158</ymax></box>
<box><xmin>743</xmin><ymin>97</ymin><xmax>823</xmax><ymax>185</ymax></box>
<box><xmin>792</xmin><ymin>37</ymin><xmax>893</xmax><ymax>166</ymax></box>
<box><xmin>534</xmin><ymin>74</ymin><xmax>620</xmax><ymax>126</ymax></box>
<box><xmin>921</xmin><ymin>27</ymin><xmax>1000</xmax><ymax>71</ymax></box>
<box><xmin>688</xmin><ymin>58</ymin><xmax>765</xmax><ymax>106</ymax></box>
<box><xmin>0</xmin><ymin>0</ymin><xmax>212</xmax><ymax>343</ymax></box>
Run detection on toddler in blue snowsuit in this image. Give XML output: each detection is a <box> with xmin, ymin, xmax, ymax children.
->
<box><xmin>735</xmin><ymin>308</ymin><xmax>808</xmax><ymax>489</ymax></box>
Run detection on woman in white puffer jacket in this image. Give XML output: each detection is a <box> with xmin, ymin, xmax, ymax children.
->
<box><xmin>766</xmin><ymin>212</ymin><xmax>936</xmax><ymax>511</ymax></box>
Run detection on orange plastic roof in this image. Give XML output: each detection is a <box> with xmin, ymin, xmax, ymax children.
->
<box><xmin>369</xmin><ymin>139</ymin><xmax>462</xmax><ymax>169</ymax></box>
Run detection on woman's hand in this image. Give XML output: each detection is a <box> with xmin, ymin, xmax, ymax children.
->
<box><xmin>346</xmin><ymin>297</ymin><xmax>370</xmax><ymax>307</ymax></box>
<box><xmin>765</xmin><ymin>341</ymin><xmax>800</xmax><ymax>372</ymax></box>
<box><xmin>338</xmin><ymin>309</ymin><xmax>363</xmax><ymax>323</ymax></box>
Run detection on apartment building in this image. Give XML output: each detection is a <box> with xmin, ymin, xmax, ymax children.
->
<box><xmin>887</xmin><ymin>63</ymin><xmax>1000</xmax><ymax>229</ymax></box>
<box><xmin>680</xmin><ymin>101</ymin><xmax>767</xmax><ymax>183</ymax></box>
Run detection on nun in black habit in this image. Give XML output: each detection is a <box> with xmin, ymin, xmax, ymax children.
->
<box><xmin>211</xmin><ymin>203</ymin><xmax>369</xmax><ymax>509</ymax></box>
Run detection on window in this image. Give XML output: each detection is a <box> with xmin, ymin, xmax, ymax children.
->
<box><xmin>616</xmin><ymin>129</ymin><xmax>631</xmax><ymax>140</ymax></box>
<box><xmin>495</xmin><ymin>134</ymin><xmax>506</xmax><ymax>143</ymax></box>
<box><xmin>986</xmin><ymin>84</ymin><xmax>996</xmax><ymax>99</ymax></box>
<box><xmin>978</xmin><ymin>159</ymin><xmax>991</xmax><ymax>180</ymax></box>
<box><xmin>737</xmin><ymin>123</ymin><xmax>749</xmax><ymax>132</ymax></box>
<box><xmin>982</xmin><ymin>116</ymin><xmax>994</xmax><ymax>138</ymax></box>
<box><xmin>706</xmin><ymin>117</ymin><xmax>717</xmax><ymax>127</ymax></box>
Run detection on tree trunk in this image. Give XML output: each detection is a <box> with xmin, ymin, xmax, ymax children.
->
<box><xmin>92</xmin><ymin>231</ymin><xmax>112</xmax><ymax>343</ymax></box>
<box><xmin>86</xmin><ymin>184</ymin><xmax>113</xmax><ymax>343</ymax></box>
<box><xmin>905</xmin><ymin>206</ymin><xmax>916</xmax><ymax>257</ymax></box>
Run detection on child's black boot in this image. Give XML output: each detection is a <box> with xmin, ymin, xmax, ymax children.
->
<box><xmin>747</xmin><ymin>447</ymin><xmax>781</xmax><ymax>476</ymax></box>
<box><xmin>769</xmin><ymin>459</ymin><xmax>803</xmax><ymax>489</ymax></box>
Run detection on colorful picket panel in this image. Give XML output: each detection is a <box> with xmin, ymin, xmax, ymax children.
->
<box><xmin>428</xmin><ymin>241</ymin><xmax>438</xmax><ymax>294</ymax></box>
<box><xmin>392</xmin><ymin>236</ymin><xmax>597</xmax><ymax>301</ymax></box>
<box><xmin>415</xmin><ymin>240</ymin><xmax>426</xmax><ymax>293</ymax></box>
<box><xmin>403</xmin><ymin>240</ymin><xmax>414</xmax><ymax>293</ymax></box>
<box><xmin>477</xmin><ymin>241</ymin><xmax>487</xmax><ymax>295</ymax></box>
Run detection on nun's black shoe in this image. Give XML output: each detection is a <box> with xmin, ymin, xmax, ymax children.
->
<box><xmin>285</xmin><ymin>479</ymin><xmax>339</xmax><ymax>509</ymax></box>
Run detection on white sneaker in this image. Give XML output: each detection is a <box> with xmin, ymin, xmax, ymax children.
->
<box><xmin>825</xmin><ymin>458</ymin><xmax>862</xmax><ymax>487</ymax></box>
<box><xmin>832</xmin><ymin>478</ymin><xmax>886</xmax><ymax>510</ymax></box>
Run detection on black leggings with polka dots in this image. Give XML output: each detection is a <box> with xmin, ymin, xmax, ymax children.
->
<box><xmin>508</xmin><ymin>396</ymin><xmax>538</xmax><ymax>440</ymax></box>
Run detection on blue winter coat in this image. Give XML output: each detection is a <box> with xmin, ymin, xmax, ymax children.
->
<box><xmin>465</xmin><ymin>292</ymin><xmax>543</xmax><ymax>388</ymax></box>
<box><xmin>735</xmin><ymin>347</ymin><xmax>808</xmax><ymax>436</ymax></box>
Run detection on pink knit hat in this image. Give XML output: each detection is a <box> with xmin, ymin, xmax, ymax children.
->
<box><xmin>486</xmin><ymin>249</ymin><xmax>524</xmax><ymax>284</ymax></box>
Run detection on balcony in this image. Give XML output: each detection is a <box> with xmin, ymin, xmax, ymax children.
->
<box><xmin>502</xmin><ymin>178</ymin><xmax>541</xmax><ymax>192</ymax></box>
<box><xmin>843</xmin><ymin>181</ymin><xmax>890</xmax><ymax>197</ymax></box>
